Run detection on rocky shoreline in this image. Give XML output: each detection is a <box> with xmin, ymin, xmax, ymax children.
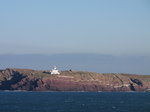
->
<box><xmin>0</xmin><ymin>68</ymin><xmax>150</xmax><ymax>92</ymax></box>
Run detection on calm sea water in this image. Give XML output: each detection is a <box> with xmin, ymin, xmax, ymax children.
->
<box><xmin>0</xmin><ymin>91</ymin><xmax>150</xmax><ymax>112</ymax></box>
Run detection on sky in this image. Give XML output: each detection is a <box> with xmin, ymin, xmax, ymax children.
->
<box><xmin>0</xmin><ymin>0</ymin><xmax>150</xmax><ymax>56</ymax></box>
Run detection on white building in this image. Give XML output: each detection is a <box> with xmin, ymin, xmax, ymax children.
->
<box><xmin>50</xmin><ymin>66</ymin><xmax>60</xmax><ymax>75</ymax></box>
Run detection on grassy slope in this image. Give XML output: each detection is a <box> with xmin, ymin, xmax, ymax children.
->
<box><xmin>11</xmin><ymin>68</ymin><xmax>150</xmax><ymax>82</ymax></box>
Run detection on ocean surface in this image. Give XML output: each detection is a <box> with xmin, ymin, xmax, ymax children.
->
<box><xmin>0</xmin><ymin>92</ymin><xmax>150</xmax><ymax>112</ymax></box>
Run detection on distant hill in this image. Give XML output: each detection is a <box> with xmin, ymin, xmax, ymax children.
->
<box><xmin>0</xmin><ymin>54</ymin><xmax>150</xmax><ymax>74</ymax></box>
<box><xmin>0</xmin><ymin>68</ymin><xmax>150</xmax><ymax>92</ymax></box>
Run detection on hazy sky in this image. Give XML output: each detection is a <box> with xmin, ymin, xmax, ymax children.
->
<box><xmin>0</xmin><ymin>0</ymin><xmax>150</xmax><ymax>56</ymax></box>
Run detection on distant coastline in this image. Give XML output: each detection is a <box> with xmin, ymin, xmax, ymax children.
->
<box><xmin>0</xmin><ymin>68</ymin><xmax>150</xmax><ymax>92</ymax></box>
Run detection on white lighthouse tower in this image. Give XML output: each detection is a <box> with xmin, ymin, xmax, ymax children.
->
<box><xmin>50</xmin><ymin>66</ymin><xmax>60</xmax><ymax>75</ymax></box>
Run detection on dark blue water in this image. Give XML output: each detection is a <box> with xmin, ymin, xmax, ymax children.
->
<box><xmin>0</xmin><ymin>92</ymin><xmax>150</xmax><ymax>112</ymax></box>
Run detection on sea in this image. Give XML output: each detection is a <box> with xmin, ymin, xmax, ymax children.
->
<box><xmin>0</xmin><ymin>91</ymin><xmax>150</xmax><ymax>112</ymax></box>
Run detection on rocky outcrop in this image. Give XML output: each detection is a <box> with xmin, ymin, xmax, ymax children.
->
<box><xmin>0</xmin><ymin>68</ymin><xmax>150</xmax><ymax>92</ymax></box>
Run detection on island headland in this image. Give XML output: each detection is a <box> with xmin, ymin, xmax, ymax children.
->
<box><xmin>0</xmin><ymin>68</ymin><xmax>150</xmax><ymax>92</ymax></box>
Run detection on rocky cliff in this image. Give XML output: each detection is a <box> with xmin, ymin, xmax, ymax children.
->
<box><xmin>0</xmin><ymin>68</ymin><xmax>150</xmax><ymax>92</ymax></box>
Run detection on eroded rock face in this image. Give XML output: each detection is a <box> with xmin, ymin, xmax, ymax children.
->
<box><xmin>0</xmin><ymin>68</ymin><xmax>150</xmax><ymax>92</ymax></box>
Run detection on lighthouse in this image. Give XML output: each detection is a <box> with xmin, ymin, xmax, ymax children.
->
<box><xmin>50</xmin><ymin>66</ymin><xmax>60</xmax><ymax>75</ymax></box>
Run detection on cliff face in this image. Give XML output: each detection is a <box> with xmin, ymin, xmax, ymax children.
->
<box><xmin>0</xmin><ymin>68</ymin><xmax>150</xmax><ymax>92</ymax></box>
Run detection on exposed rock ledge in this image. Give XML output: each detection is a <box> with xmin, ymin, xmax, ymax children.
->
<box><xmin>0</xmin><ymin>68</ymin><xmax>150</xmax><ymax>92</ymax></box>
